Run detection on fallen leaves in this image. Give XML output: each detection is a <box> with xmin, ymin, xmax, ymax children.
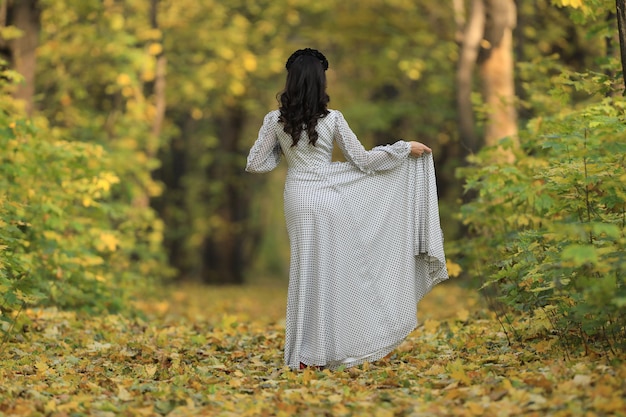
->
<box><xmin>0</xmin><ymin>283</ymin><xmax>624</xmax><ymax>416</ymax></box>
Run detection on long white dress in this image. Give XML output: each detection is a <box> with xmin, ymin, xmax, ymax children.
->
<box><xmin>246</xmin><ymin>109</ymin><xmax>448</xmax><ymax>370</ymax></box>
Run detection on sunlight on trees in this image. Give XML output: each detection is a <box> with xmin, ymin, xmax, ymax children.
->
<box><xmin>0</xmin><ymin>0</ymin><xmax>624</xmax><ymax>357</ymax></box>
<box><xmin>0</xmin><ymin>1</ymin><xmax>625</xmax><ymax>415</ymax></box>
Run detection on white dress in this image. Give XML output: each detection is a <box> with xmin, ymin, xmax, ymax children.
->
<box><xmin>246</xmin><ymin>109</ymin><xmax>448</xmax><ymax>370</ymax></box>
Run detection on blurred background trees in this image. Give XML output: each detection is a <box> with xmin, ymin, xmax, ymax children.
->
<box><xmin>1</xmin><ymin>0</ymin><xmax>625</xmax><ymax>351</ymax></box>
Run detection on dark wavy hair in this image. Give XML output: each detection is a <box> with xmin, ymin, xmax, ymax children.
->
<box><xmin>278</xmin><ymin>49</ymin><xmax>330</xmax><ymax>146</ymax></box>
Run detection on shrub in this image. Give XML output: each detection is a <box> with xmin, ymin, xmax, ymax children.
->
<box><xmin>0</xmin><ymin>76</ymin><xmax>171</xmax><ymax>339</ymax></box>
<box><xmin>458</xmin><ymin>97</ymin><xmax>626</xmax><ymax>354</ymax></box>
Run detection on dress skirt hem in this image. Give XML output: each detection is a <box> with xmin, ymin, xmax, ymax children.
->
<box><xmin>283</xmin><ymin>154</ymin><xmax>448</xmax><ymax>370</ymax></box>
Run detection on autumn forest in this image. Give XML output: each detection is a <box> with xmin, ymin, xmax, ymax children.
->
<box><xmin>1</xmin><ymin>0</ymin><xmax>626</xmax><ymax>415</ymax></box>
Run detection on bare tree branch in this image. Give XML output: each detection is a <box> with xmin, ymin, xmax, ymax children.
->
<box><xmin>456</xmin><ymin>0</ymin><xmax>485</xmax><ymax>153</ymax></box>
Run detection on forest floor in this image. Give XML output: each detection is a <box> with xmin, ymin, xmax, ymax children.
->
<box><xmin>0</xmin><ymin>281</ymin><xmax>625</xmax><ymax>417</ymax></box>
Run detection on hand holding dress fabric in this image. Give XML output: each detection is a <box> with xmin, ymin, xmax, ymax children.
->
<box><xmin>409</xmin><ymin>141</ymin><xmax>432</xmax><ymax>157</ymax></box>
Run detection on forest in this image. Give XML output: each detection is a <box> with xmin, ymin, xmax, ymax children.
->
<box><xmin>1</xmin><ymin>0</ymin><xmax>625</xmax><ymax>415</ymax></box>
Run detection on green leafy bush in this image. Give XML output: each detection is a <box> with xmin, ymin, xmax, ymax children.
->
<box><xmin>0</xmin><ymin>82</ymin><xmax>171</xmax><ymax>340</ymax></box>
<box><xmin>459</xmin><ymin>97</ymin><xmax>626</xmax><ymax>353</ymax></box>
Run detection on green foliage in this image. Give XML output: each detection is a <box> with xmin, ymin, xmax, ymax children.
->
<box><xmin>1</xmin><ymin>116</ymin><xmax>108</xmax><ymax>310</ymax></box>
<box><xmin>36</xmin><ymin>0</ymin><xmax>173</xmax><ymax>288</ymax></box>
<box><xmin>551</xmin><ymin>0</ymin><xmax>614</xmax><ymax>24</ymax></box>
<box><xmin>0</xmin><ymin>11</ymin><xmax>172</xmax><ymax>336</ymax></box>
<box><xmin>27</xmin><ymin>0</ymin><xmax>609</xmax><ymax>284</ymax></box>
<box><xmin>127</xmin><ymin>0</ymin><xmax>462</xmax><ymax>281</ymax></box>
<box><xmin>0</xmin><ymin>110</ymin><xmax>167</xmax><ymax>320</ymax></box>
<box><xmin>37</xmin><ymin>0</ymin><xmax>166</xmax><ymax>206</ymax></box>
<box><xmin>458</xmin><ymin>95</ymin><xmax>626</xmax><ymax>353</ymax></box>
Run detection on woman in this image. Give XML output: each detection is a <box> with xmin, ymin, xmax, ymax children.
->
<box><xmin>246</xmin><ymin>48</ymin><xmax>448</xmax><ymax>370</ymax></box>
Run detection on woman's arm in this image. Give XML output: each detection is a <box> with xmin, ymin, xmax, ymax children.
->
<box><xmin>245</xmin><ymin>112</ymin><xmax>282</xmax><ymax>173</ymax></box>
<box><xmin>333</xmin><ymin>111</ymin><xmax>413</xmax><ymax>174</ymax></box>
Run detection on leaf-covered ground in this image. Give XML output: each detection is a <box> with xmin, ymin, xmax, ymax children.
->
<box><xmin>1</xmin><ymin>282</ymin><xmax>625</xmax><ymax>417</ymax></box>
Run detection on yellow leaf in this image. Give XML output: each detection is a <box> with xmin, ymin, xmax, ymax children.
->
<box><xmin>0</xmin><ymin>26</ymin><xmax>23</xmax><ymax>41</ymax></box>
<box><xmin>147</xmin><ymin>43</ymin><xmax>163</xmax><ymax>56</ymax></box>
<box><xmin>117</xmin><ymin>385</ymin><xmax>133</xmax><ymax>401</ymax></box>
<box><xmin>242</xmin><ymin>53</ymin><xmax>257</xmax><ymax>72</ymax></box>
<box><xmin>142</xmin><ymin>69</ymin><xmax>155</xmax><ymax>82</ymax></box>
<box><xmin>60</xmin><ymin>94</ymin><xmax>72</xmax><ymax>106</ymax></box>
<box><xmin>456</xmin><ymin>308</ymin><xmax>470</xmax><ymax>322</ymax></box>
<box><xmin>502</xmin><ymin>378</ymin><xmax>514</xmax><ymax>391</ymax></box>
<box><xmin>327</xmin><ymin>394</ymin><xmax>342</xmax><ymax>403</ymax></box>
<box><xmin>374</xmin><ymin>409</ymin><xmax>394</xmax><ymax>417</ymax></box>
<box><xmin>466</xmin><ymin>401</ymin><xmax>484</xmax><ymax>416</ymax></box>
<box><xmin>562</xmin><ymin>0</ymin><xmax>583</xmax><ymax>8</ymax></box>
<box><xmin>98</xmin><ymin>232</ymin><xmax>119</xmax><ymax>252</ymax></box>
<box><xmin>446</xmin><ymin>259</ymin><xmax>462</xmax><ymax>277</ymax></box>
<box><xmin>229</xmin><ymin>378</ymin><xmax>243</xmax><ymax>388</ymax></box>
<box><xmin>44</xmin><ymin>399</ymin><xmax>57</xmax><ymax>413</ymax></box>
<box><xmin>286</xmin><ymin>10</ymin><xmax>300</xmax><ymax>25</ymax></box>
<box><xmin>43</xmin><ymin>231</ymin><xmax>62</xmax><ymax>242</ymax></box>
<box><xmin>144</xmin><ymin>364</ymin><xmax>157</xmax><ymax>378</ymax></box>
<box><xmin>533</xmin><ymin>339</ymin><xmax>555</xmax><ymax>353</ymax></box>
<box><xmin>424</xmin><ymin>364</ymin><xmax>445</xmax><ymax>376</ymax></box>
<box><xmin>122</xmin><ymin>85</ymin><xmax>134</xmax><ymax>97</ymax></box>
<box><xmin>110</xmin><ymin>14</ymin><xmax>125</xmax><ymax>30</ymax></box>
<box><xmin>217</xmin><ymin>46</ymin><xmax>234</xmax><ymax>60</ymax></box>
<box><xmin>447</xmin><ymin>359</ymin><xmax>471</xmax><ymax>385</ymax></box>
<box><xmin>331</xmin><ymin>403</ymin><xmax>350</xmax><ymax>416</ymax></box>
<box><xmin>423</xmin><ymin>319</ymin><xmax>440</xmax><ymax>333</ymax></box>
<box><xmin>35</xmin><ymin>361</ymin><xmax>49</xmax><ymax>374</ymax></box>
<box><xmin>301</xmin><ymin>368</ymin><xmax>318</xmax><ymax>384</ymax></box>
<box><xmin>57</xmin><ymin>401</ymin><xmax>80</xmax><ymax>412</ymax></box>
<box><xmin>116</xmin><ymin>73</ymin><xmax>132</xmax><ymax>86</ymax></box>
<box><xmin>593</xmin><ymin>394</ymin><xmax>625</xmax><ymax>413</ymax></box>
<box><xmin>100</xmin><ymin>172</ymin><xmax>120</xmax><ymax>190</ymax></box>
<box><xmin>191</xmin><ymin>108</ymin><xmax>203</xmax><ymax>120</ymax></box>
<box><xmin>221</xmin><ymin>314</ymin><xmax>238</xmax><ymax>330</ymax></box>
<box><xmin>229</xmin><ymin>80</ymin><xmax>245</xmax><ymax>96</ymax></box>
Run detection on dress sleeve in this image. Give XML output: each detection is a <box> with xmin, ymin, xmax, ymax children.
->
<box><xmin>245</xmin><ymin>112</ymin><xmax>282</xmax><ymax>173</ymax></box>
<box><xmin>333</xmin><ymin>111</ymin><xmax>411</xmax><ymax>174</ymax></box>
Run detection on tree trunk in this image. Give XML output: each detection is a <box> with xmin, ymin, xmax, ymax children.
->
<box><xmin>1</xmin><ymin>0</ymin><xmax>40</xmax><ymax>115</ymax></box>
<box><xmin>150</xmin><ymin>0</ymin><xmax>166</xmax><ymax>139</ymax></box>
<box><xmin>0</xmin><ymin>2</ymin><xmax>7</xmax><ymax>64</ymax></box>
<box><xmin>456</xmin><ymin>0</ymin><xmax>484</xmax><ymax>153</ymax></box>
<box><xmin>616</xmin><ymin>0</ymin><xmax>626</xmax><ymax>95</ymax></box>
<box><xmin>479</xmin><ymin>0</ymin><xmax>517</xmax><ymax>155</ymax></box>
<box><xmin>202</xmin><ymin>107</ymin><xmax>248</xmax><ymax>285</ymax></box>
<box><xmin>152</xmin><ymin>114</ymin><xmax>192</xmax><ymax>279</ymax></box>
<box><xmin>135</xmin><ymin>0</ymin><xmax>166</xmax><ymax>209</ymax></box>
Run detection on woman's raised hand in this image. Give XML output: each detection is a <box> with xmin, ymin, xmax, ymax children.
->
<box><xmin>409</xmin><ymin>141</ymin><xmax>432</xmax><ymax>157</ymax></box>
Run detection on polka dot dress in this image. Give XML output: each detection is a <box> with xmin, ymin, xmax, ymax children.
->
<box><xmin>246</xmin><ymin>110</ymin><xmax>449</xmax><ymax>370</ymax></box>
